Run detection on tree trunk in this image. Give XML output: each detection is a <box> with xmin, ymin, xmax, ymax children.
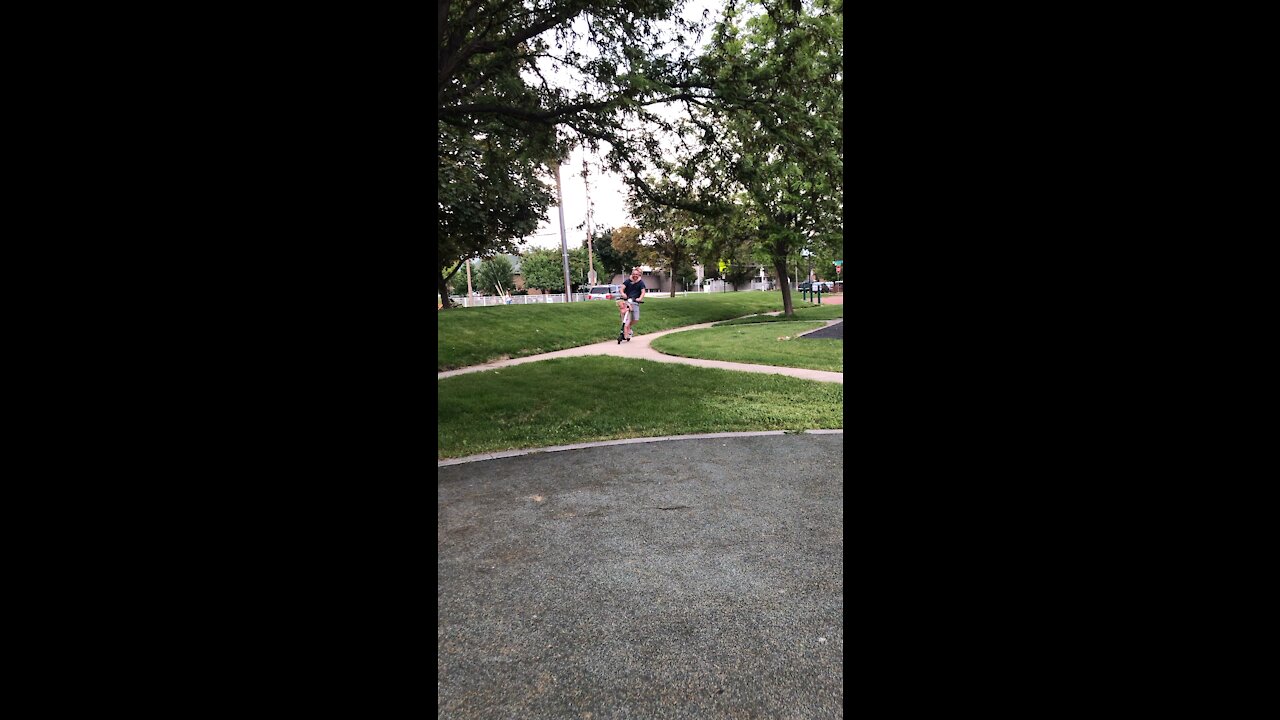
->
<box><xmin>438</xmin><ymin>259</ymin><xmax>467</xmax><ymax>310</ymax></box>
<box><xmin>438</xmin><ymin>274</ymin><xmax>456</xmax><ymax>309</ymax></box>
<box><xmin>773</xmin><ymin>258</ymin><xmax>793</xmax><ymax>316</ymax></box>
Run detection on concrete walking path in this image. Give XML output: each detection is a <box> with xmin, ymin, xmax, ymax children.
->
<box><xmin>438</xmin><ymin>312</ymin><xmax>844</xmax><ymax>384</ymax></box>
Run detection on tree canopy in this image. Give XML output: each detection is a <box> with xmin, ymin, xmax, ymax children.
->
<box><xmin>589</xmin><ymin>226</ymin><xmax>637</xmax><ymax>281</ymax></box>
<box><xmin>438</xmin><ymin>0</ymin><xmax>715</xmax><ymax>307</ymax></box>
<box><xmin>626</xmin><ymin>178</ymin><xmax>701</xmax><ymax>296</ymax></box>
<box><xmin>438</xmin><ymin>0</ymin><xmax>843</xmax><ymax>313</ymax></box>
<box><xmin>437</xmin><ymin>116</ymin><xmax>553</xmax><ymax>305</ymax></box>
<box><xmin>694</xmin><ymin>0</ymin><xmax>843</xmax><ymax>313</ymax></box>
<box><xmin>476</xmin><ymin>255</ymin><xmax>517</xmax><ymax>296</ymax></box>
<box><xmin>520</xmin><ymin>247</ymin><xmax>592</xmax><ymax>293</ymax></box>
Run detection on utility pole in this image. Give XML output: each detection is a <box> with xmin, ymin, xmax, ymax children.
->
<box><xmin>465</xmin><ymin>258</ymin><xmax>474</xmax><ymax>308</ymax></box>
<box><xmin>554</xmin><ymin>162</ymin><xmax>572</xmax><ymax>301</ymax></box>
<box><xmin>583</xmin><ymin>156</ymin><xmax>596</xmax><ymax>286</ymax></box>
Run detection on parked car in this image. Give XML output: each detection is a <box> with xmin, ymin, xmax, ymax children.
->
<box><xmin>797</xmin><ymin>281</ymin><xmax>833</xmax><ymax>292</ymax></box>
<box><xmin>586</xmin><ymin>284</ymin><xmax>622</xmax><ymax>300</ymax></box>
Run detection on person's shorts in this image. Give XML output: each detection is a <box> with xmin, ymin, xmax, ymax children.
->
<box><xmin>629</xmin><ymin>301</ymin><xmax>640</xmax><ymax>322</ymax></box>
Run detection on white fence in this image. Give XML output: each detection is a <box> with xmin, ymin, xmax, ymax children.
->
<box><xmin>700</xmin><ymin>281</ymin><xmax>777</xmax><ymax>292</ymax></box>
<box><xmin>449</xmin><ymin>293</ymin><xmax>588</xmax><ymax>307</ymax></box>
<box><xmin>446</xmin><ymin>285</ymin><xmax>817</xmax><ymax>307</ymax></box>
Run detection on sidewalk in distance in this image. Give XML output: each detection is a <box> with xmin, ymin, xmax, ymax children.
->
<box><xmin>438</xmin><ymin>316</ymin><xmax>844</xmax><ymax>384</ymax></box>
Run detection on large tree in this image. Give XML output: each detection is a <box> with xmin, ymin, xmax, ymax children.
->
<box><xmin>610</xmin><ymin>226</ymin><xmax>644</xmax><ymax>264</ymax></box>
<box><xmin>590</xmin><ymin>226</ymin><xmax>638</xmax><ymax>282</ymax></box>
<box><xmin>520</xmin><ymin>247</ymin><xmax>592</xmax><ymax>293</ymax></box>
<box><xmin>438</xmin><ymin>0</ymin><xmax>715</xmax><ymax>307</ymax></box>
<box><xmin>627</xmin><ymin>180</ymin><xmax>700</xmax><ymax>297</ymax></box>
<box><xmin>689</xmin><ymin>195</ymin><xmax>763</xmax><ymax>290</ymax></box>
<box><xmin>476</xmin><ymin>255</ymin><xmax>517</xmax><ymax>296</ymax></box>
<box><xmin>437</xmin><ymin>116</ymin><xmax>554</xmax><ymax>307</ymax></box>
<box><xmin>684</xmin><ymin>0</ymin><xmax>843</xmax><ymax>314</ymax></box>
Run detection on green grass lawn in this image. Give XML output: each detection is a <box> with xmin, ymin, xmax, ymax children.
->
<box><xmin>651</xmin><ymin>322</ymin><xmax>843</xmax><ymax>372</ymax></box>
<box><xmin>438</xmin><ymin>292</ymin><xmax>814</xmax><ymax>371</ymax></box>
<box><xmin>713</xmin><ymin>304</ymin><xmax>844</xmax><ymax>326</ymax></box>
<box><xmin>437</xmin><ymin>356</ymin><xmax>843</xmax><ymax>459</ymax></box>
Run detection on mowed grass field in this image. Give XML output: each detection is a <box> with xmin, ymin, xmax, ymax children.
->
<box><xmin>438</xmin><ymin>292</ymin><xmax>815</xmax><ymax>370</ymax></box>
<box><xmin>437</xmin><ymin>356</ymin><xmax>843</xmax><ymax>459</ymax></box>
<box><xmin>651</xmin><ymin>322</ymin><xmax>843</xmax><ymax>372</ymax></box>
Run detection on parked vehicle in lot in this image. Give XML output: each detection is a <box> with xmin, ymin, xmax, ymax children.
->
<box><xmin>586</xmin><ymin>284</ymin><xmax>622</xmax><ymax>300</ymax></box>
<box><xmin>797</xmin><ymin>281</ymin><xmax>833</xmax><ymax>292</ymax></box>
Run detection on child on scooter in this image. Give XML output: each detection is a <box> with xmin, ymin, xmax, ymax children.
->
<box><xmin>616</xmin><ymin>298</ymin><xmax>632</xmax><ymax>343</ymax></box>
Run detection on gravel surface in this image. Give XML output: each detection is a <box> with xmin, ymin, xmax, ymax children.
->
<box><xmin>438</xmin><ymin>434</ymin><xmax>844</xmax><ymax>719</ymax></box>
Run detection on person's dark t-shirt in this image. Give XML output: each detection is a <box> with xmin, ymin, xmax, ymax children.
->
<box><xmin>623</xmin><ymin>277</ymin><xmax>646</xmax><ymax>299</ymax></box>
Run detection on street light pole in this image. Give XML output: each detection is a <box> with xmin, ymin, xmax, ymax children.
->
<box><xmin>554</xmin><ymin>162</ymin><xmax>572</xmax><ymax>301</ymax></box>
<box><xmin>465</xmin><ymin>258</ymin><xmax>474</xmax><ymax>308</ymax></box>
<box><xmin>583</xmin><ymin>156</ymin><xmax>596</xmax><ymax>286</ymax></box>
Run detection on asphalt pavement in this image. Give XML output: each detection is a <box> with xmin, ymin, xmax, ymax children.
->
<box><xmin>438</xmin><ymin>432</ymin><xmax>844</xmax><ymax>719</ymax></box>
<box><xmin>799</xmin><ymin>321</ymin><xmax>843</xmax><ymax>341</ymax></box>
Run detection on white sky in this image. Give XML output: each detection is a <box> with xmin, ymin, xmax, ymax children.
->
<box><xmin>523</xmin><ymin>146</ymin><xmax>632</xmax><ymax>251</ymax></box>
<box><xmin>522</xmin><ymin>0</ymin><xmax>724</xmax><ymax>251</ymax></box>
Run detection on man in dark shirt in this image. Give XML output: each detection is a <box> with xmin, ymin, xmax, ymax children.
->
<box><xmin>621</xmin><ymin>267</ymin><xmax>647</xmax><ymax>339</ymax></box>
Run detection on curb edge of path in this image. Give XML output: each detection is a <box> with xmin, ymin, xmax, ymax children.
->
<box><xmin>438</xmin><ymin>429</ymin><xmax>844</xmax><ymax>467</ymax></box>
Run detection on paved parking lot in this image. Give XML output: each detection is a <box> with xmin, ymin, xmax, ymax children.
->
<box><xmin>438</xmin><ymin>433</ymin><xmax>844</xmax><ymax>719</ymax></box>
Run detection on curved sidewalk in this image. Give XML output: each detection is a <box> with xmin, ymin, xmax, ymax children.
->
<box><xmin>438</xmin><ymin>315</ymin><xmax>844</xmax><ymax>384</ymax></box>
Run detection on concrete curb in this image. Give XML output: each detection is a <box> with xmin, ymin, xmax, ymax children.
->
<box><xmin>438</xmin><ymin>428</ymin><xmax>844</xmax><ymax>467</ymax></box>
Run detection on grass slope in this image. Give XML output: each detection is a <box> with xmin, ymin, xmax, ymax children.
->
<box><xmin>438</xmin><ymin>292</ymin><xmax>809</xmax><ymax>371</ymax></box>
<box><xmin>437</xmin><ymin>356</ymin><xmax>843</xmax><ymax>459</ymax></box>
<box><xmin>651</xmin><ymin>322</ymin><xmax>843</xmax><ymax>372</ymax></box>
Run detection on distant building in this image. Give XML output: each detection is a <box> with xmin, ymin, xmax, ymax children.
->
<box><xmin>607</xmin><ymin>265</ymin><xmax>681</xmax><ymax>293</ymax></box>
